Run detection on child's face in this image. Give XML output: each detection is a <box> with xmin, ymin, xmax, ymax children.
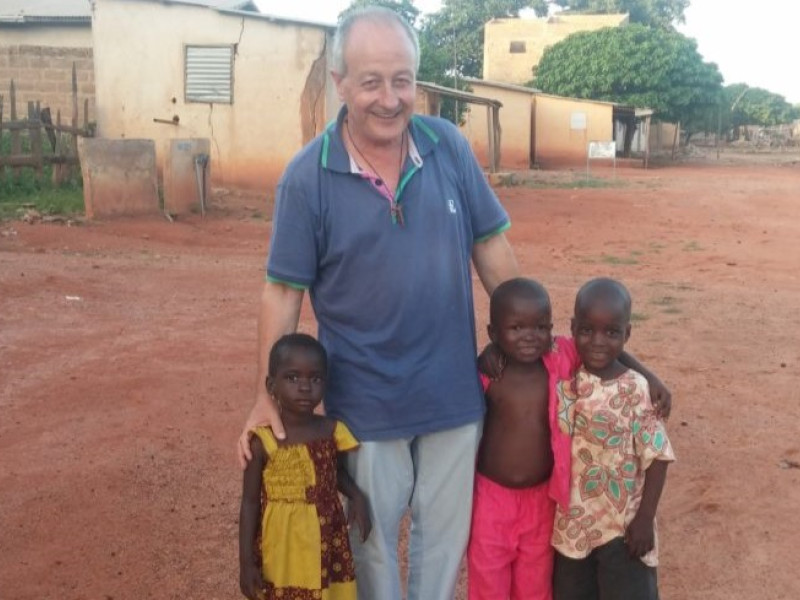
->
<box><xmin>571</xmin><ymin>301</ymin><xmax>631</xmax><ymax>375</ymax></box>
<box><xmin>489</xmin><ymin>295</ymin><xmax>553</xmax><ymax>364</ymax></box>
<box><xmin>269</xmin><ymin>348</ymin><xmax>326</xmax><ymax>416</ymax></box>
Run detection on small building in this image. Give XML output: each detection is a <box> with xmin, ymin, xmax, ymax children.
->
<box><xmin>533</xmin><ymin>92</ymin><xmax>621</xmax><ymax>167</ymax></box>
<box><xmin>459</xmin><ymin>77</ymin><xmax>537</xmax><ymax>170</ymax></box>
<box><xmin>483</xmin><ymin>13</ymin><xmax>629</xmax><ymax>86</ymax></box>
<box><xmin>458</xmin><ymin>78</ymin><xmax>653</xmax><ymax>170</ymax></box>
<box><xmin>0</xmin><ymin>0</ymin><xmax>95</xmax><ymax>121</ymax></box>
<box><xmin>91</xmin><ymin>0</ymin><xmax>338</xmax><ymax>191</ymax></box>
<box><xmin>415</xmin><ymin>80</ymin><xmax>503</xmax><ymax>172</ymax></box>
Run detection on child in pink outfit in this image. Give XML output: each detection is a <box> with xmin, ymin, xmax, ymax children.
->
<box><xmin>469</xmin><ymin>278</ymin><xmax>670</xmax><ymax>600</ymax></box>
<box><xmin>468</xmin><ymin>279</ymin><xmax>577</xmax><ymax>600</ymax></box>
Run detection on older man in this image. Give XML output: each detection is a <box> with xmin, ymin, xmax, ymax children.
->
<box><xmin>239</xmin><ymin>7</ymin><xmax>518</xmax><ymax>600</ymax></box>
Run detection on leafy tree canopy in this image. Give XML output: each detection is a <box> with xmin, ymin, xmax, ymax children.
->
<box><xmin>419</xmin><ymin>0</ymin><xmax>533</xmax><ymax>80</ymax></box>
<box><xmin>723</xmin><ymin>83</ymin><xmax>799</xmax><ymax>128</ymax></box>
<box><xmin>532</xmin><ymin>24</ymin><xmax>723</xmax><ymax>123</ymax></box>
<box><xmin>528</xmin><ymin>0</ymin><xmax>688</xmax><ymax>28</ymax></box>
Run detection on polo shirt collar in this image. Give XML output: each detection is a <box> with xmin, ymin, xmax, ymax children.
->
<box><xmin>321</xmin><ymin>105</ymin><xmax>439</xmax><ymax>173</ymax></box>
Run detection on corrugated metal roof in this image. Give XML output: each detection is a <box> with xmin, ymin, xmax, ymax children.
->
<box><xmin>162</xmin><ymin>0</ymin><xmax>258</xmax><ymax>10</ymax></box>
<box><xmin>464</xmin><ymin>77</ymin><xmax>540</xmax><ymax>95</ymax></box>
<box><xmin>0</xmin><ymin>0</ymin><xmax>258</xmax><ymax>21</ymax></box>
<box><xmin>417</xmin><ymin>81</ymin><xmax>504</xmax><ymax>108</ymax></box>
<box><xmin>0</xmin><ymin>0</ymin><xmax>334</xmax><ymax>31</ymax></box>
<box><xmin>0</xmin><ymin>0</ymin><xmax>92</xmax><ymax>19</ymax></box>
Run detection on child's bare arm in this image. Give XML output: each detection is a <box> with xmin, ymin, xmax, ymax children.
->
<box><xmin>624</xmin><ymin>460</ymin><xmax>669</xmax><ymax>558</ymax></box>
<box><xmin>477</xmin><ymin>342</ymin><xmax>505</xmax><ymax>380</ymax></box>
<box><xmin>239</xmin><ymin>436</ymin><xmax>267</xmax><ymax>600</ymax></box>
<box><xmin>337</xmin><ymin>454</ymin><xmax>372</xmax><ymax>542</ymax></box>
<box><xmin>619</xmin><ymin>351</ymin><xmax>672</xmax><ymax>418</ymax></box>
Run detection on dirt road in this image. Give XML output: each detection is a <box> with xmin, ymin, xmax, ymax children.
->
<box><xmin>2</xmin><ymin>156</ymin><xmax>799</xmax><ymax>599</ymax></box>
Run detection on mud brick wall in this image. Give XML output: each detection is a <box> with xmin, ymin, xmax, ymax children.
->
<box><xmin>0</xmin><ymin>45</ymin><xmax>95</xmax><ymax>123</ymax></box>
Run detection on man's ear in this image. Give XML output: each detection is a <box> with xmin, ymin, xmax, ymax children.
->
<box><xmin>624</xmin><ymin>323</ymin><xmax>632</xmax><ymax>342</ymax></box>
<box><xmin>570</xmin><ymin>317</ymin><xmax>577</xmax><ymax>337</ymax></box>
<box><xmin>265</xmin><ymin>375</ymin><xmax>275</xmax><ymax>396</ymax></box>
<box><xmin>487</xmin><ymin>323</ymin><xmax>497</xmax><ymax>344</ymax></box>
<box><xmin>331</xmin><ymin>70</ymin><xmax>345</xmax><ymax>101</ymax></box>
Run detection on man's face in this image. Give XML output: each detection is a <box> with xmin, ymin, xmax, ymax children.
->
<box><xmin>332</xmin><ymin>20</ymin><xmax>416</xmax><ymax>148</ymax></box>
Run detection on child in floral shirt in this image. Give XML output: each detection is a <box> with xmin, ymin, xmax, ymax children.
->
<box><xmin>553</xmin><ymin>278</ymin><xmax>675</xmax><ymax>600</ymax></box>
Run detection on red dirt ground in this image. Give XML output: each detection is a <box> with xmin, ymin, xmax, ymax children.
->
<box><xmin>2</xmin><ymin>152</ymin><xmax>799</xmax><ymax>600</ymax></box>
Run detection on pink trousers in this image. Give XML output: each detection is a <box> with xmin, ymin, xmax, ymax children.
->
<box><xmin>467</xmin><ymin>473</ymin><xmax>556</xmax><ymax>600</ymax></box>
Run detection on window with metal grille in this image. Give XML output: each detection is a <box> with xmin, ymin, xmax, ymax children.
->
<box><xmin>509</xmin><ymin>41</ymin><xmax>526</xmax><ymax>54</ymax></box>
<box><xmin>185</xmin><ymin>45</ymin><xmax>234</xmax><ymax>104</ymax></box>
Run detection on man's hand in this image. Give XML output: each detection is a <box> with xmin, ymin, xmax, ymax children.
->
<box><xmin>239</xmin><ymin>281</ymin><xmax>303</xmax><ymax>469</ymax></box>
<box><xmin>237</xmin><ymin>392</ymin><xmax>284</xmax><ymax>469</ymax></box>
<box><xmin>347</xmin><ymin>491</ymin><xmax>372</xmax><ymax>543</ymax></box>
<box><xmin>646</xmin><ymin>374</ymin><xmax>672</xmax><ymax>419</ymax></box>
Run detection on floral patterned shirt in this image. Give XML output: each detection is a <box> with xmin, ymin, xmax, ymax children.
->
<box><xmin>552</xmin><ymin>368</ymin><xmax>675</xmax><ymax>566</ymax></box>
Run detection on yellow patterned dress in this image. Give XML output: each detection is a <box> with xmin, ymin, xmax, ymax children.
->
<box><xmin>252</xmin><ymin>422</ymin><xmax>359</xmax><ymax>600</ymax></box>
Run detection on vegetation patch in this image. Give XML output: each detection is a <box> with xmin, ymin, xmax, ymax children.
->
<box><xmin>682</xmin><ymin>240</ymin><xmax>704</xmax><ymax>251</ymax></box>
<box><xmin>600</xmin><ymin>253</ymin><xmax>639</xmax><ymax>265</ymax></box>
<box><xmin>1</xmin><ymin>134</ymin><xmax>84</xmax><ymax>220</ymax></box>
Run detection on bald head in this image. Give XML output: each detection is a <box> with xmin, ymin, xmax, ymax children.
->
<box><xmin>574</xmin><ymin>278</ymin><xmax>632</xmax><ymax>322</ymax></box>
<box><xmin>332</xmin><ymin>6</ymin><xmax>420</xmax><ymax>76</ymax></box>
<box><xmin>490</xmin><ymin>278</ymin><xmax>551</xmax><ymax>325</ymax></box>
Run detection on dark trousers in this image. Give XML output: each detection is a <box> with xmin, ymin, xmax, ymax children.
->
<box><xmin>553</xmin><ymin>537</ymin><xmax>659</xmax><ymax>600</ymax></box>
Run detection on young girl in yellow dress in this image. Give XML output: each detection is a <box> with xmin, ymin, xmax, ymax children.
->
<box><xmin>239</xmin><ymin>333</ymin><xmax>371</xmax><ymax>600</ymax></box>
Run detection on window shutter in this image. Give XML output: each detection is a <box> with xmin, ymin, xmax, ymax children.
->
<box><xmin>185</xmin><ymin>45</ymin><xmax>234</xmax><ymax>104</ymax></box>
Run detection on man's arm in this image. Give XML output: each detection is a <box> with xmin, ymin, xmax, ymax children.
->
<box><xmin>471</xmin><ymin>232</ymin><xmax>519</xmax><ymax>295</ymax></box>
<box><xmin>619</xmin><ymin>352</ymin><xmax>672</xmax><ymax>418</ymax></box>
<box><xmin>237</xmin><ymin>280</ymin><xmax>304</xmax><ymax>468</ymax></box>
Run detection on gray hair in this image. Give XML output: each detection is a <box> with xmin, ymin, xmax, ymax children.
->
<box><xmin>332</xmin><ymin>6</ymin><xmax>420</xmax><ymax>76</ymax></box>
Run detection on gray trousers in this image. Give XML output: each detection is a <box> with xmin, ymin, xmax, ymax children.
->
<box><xmin>553</xmin><ymin>537</ymin><xmax>659</xmax><ymax>600</ymax></box>
<box><xmin>346</xmin><ymin>421</ymin><xmax>482</xmax><ymax>600</ymax></box>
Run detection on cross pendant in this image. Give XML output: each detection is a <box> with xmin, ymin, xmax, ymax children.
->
<box><xmin>391</xmin><ymin>203</ymin><xmax>405</xmax><ymax>227</ymax></box>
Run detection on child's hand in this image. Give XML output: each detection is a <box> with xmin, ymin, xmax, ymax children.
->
<box><xmin>477</xmin><ymin>342</ymin><xmax>506</xmax><ymax>380</ymax></box>
<box><xmin>645</xmin><ymin>374</ymin><xmax>672</xmax><ymax>419</ymax></box>
<box><xmin>239</xmin><ymin>561</ymin><xmax>267</xmax><ymax>600</ymax></box>
<box><xmin>347</xmin><ymin>492</ymin><xmax>372</xmax><ymax>543</ymax></box>
<box><xmin>624</xmin><ymin>512</ymin><xmax>655</xmax><ymax>558</ymax></box>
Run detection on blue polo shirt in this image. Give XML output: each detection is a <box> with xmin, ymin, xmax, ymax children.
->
<box><xmin>266</xmin><ymin>108</ymin><xmax>510</xmax><ymax>441</ymax></box>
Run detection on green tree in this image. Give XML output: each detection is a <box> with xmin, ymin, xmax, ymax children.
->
<box><xmin>724</xmin><ymin>84</ymin><xmax>799</xmax><ymax>132</ymax></box>
<box><xmin>417</xmin><ymin>0</ymin><xmax>537</xmax><ymax>120</ymax></box>
<box><xmin>337</xmin><ymin>0</ymin><xmax>421</xmax><ymax>27</ymax></box>
<box><xmin>532</xmin><ymin>24</ymin><xmax>723</xmax><ymax>126</ymax></box>
<box><xmin>528</xmin><ymin>0</ymin><xmax>688</xmax><ymax>28</ymax></box>
<box><xmin>418</xmin><ymin>0</ymin><xmax>533</xmax><ymax>80</ymax></box>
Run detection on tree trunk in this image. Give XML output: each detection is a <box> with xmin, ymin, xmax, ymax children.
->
<box><xmin>671</xmin><ymin>121</ymin><xmax>681</xmax><ymax>160</ymax></box>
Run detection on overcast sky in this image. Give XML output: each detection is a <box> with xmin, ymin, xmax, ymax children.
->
<box><xmin>254</xmin><ymin>0</ymin><xmax>800</xmax><ymax>104</ymax></box>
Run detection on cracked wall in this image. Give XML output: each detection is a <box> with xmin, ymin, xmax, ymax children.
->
<box><xmin>92</xmin><ymin>0</ymin><xmax>335</xmax><ymax>193</ymax></box>
<box><xmin>300</xmin><ymin>38</ymin><xmax>328</xmax><ymax>145</ymax></box>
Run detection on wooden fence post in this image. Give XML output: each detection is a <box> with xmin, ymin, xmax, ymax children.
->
<box><xmin>28</xmin><ymin>101</ymin><xmax>43</xmax><ymax>176</ymax></box>
<box><xmin>71</xmin><ymin>63</ymin><xmax>79</xmax><ymax>180</ymax></box>
<box><xmin>10</xmin><ymin>80</ymin><xmax>21</xmax><ymax>177</ymax></box>
<box><xmin>0</xmin><ymin>93</ymin><xmax>5</xmax><ymax>178</ymax></box>
<box><xmin>0</xmin><ymin>73</ymin><xmax>92</xmax><ymax>186</ymax></box>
